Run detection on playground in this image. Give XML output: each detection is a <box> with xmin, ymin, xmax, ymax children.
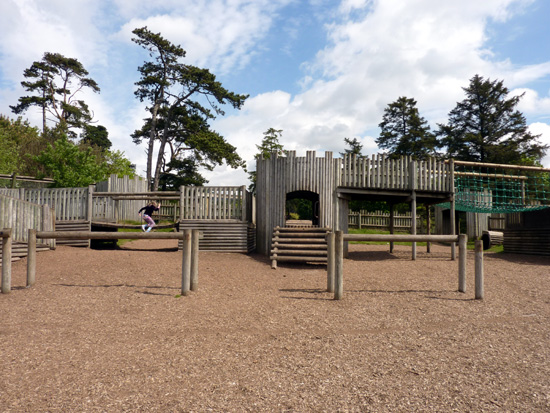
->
<box><xmin>1</xmin><ymin>239</ymin><xmax>549</xmax><ymax>411</ymax></box>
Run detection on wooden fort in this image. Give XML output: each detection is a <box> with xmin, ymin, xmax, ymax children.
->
<box><xmin>255</xmin><ymin>151</ymin><xmax>455</xmax><ymax>259</ymax></box>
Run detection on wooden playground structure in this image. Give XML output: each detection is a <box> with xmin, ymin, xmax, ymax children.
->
<box><xmin>2</xmin><ymin>152</ymin><xmax>549</xmax><ymax>298</ymax></box>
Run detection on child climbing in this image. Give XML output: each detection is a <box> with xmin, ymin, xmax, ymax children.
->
<box><xmin>138</xmin><ymin>201</ymin><xmax>161</xmax><ymax>232</ymax></box>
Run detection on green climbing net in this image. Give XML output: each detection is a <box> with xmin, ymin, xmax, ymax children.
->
<box><xmin>441</xmin><ymin>162</ymin><xmax>550</xmax><ymax>213</ymax></box>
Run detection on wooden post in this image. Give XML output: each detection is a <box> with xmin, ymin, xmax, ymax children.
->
<box><xmin>458</xmin><ymin>234</ymin><xmax>467</xmax><ymax>293</ymax></box>
<box><xmin>426</xmin><ymin>204</ymin><xmax>431</xmax><ymax>253</ymax></box>
<box><xmin>450</xmin><ymin>159</ymin><xmax>456</xmax><ymax>260</ymax></box>
<box><xmin>327</xmin><ymin>231</ymin><xmax>335</xmax><ymax>293</ymax></box>
<box><xmin>389</xmin><ymin>204</ymin><xmax>395</xmax><ymax>253</ymax></box>
<box><xmin>190</xmin><ymin>229</ymin><xmax>199</xmax><ymax>291</ymax></box>
<box><xmin>181</xmin><ymin>229</ymin><xmax>192</xmax><ymax>296</ymax></box>
<box><xmin>1</xmin><ymin>229</ymin><xmax>12</xmax><ymax>294</ymax></box>
<box><xmin>27</xmin><ymin>229</ymin><xmax>37</xmax><ymax>287</ymax></box>
<box><xmin>475</xmin><ymin>240</ymin><xmax>484</xmax><ymax>299</ymax></box>
<box><xmin>334</xmin><ymin>230</ymin><xmax>344</xmax><ymax>300</ymax></box>
<box><xmin>411</xmin><ymin>192</ymin><xmax>417</xmax><ymax>260</ymax></box>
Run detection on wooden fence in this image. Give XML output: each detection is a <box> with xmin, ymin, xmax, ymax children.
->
<box><xmin>93</xmin><ymin>175</ymin><xmax>148</xmax><ymax>221</ymax></box>
<box><xmin>348</xmin><ymin>210</ymin><xmax>421</xmax><ymax>229</ymax></box>
<box><xmin>340</xmin><ymin>154</ymin><xmax>453</xmax><ymax>192</ymax></box>
<box><xmin>0</xmin><ymin>187</ymin><xmax>91</xmax><ymax>221</ymax></box>
<box><xmin>0</xmin><ymin>195</ymin><xmax>54</xmax><ymax>246</ymax></box>
<box><xmin>180</xmin><ymin>186</ymin><xmax>251</xmax><ymax>221</ymax></box>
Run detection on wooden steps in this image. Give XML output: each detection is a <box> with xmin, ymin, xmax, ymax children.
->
<box><xmin>270</xmin><ymin>226</ymin><xmax>330</xmax><ymax>268</ymax></box>
<box><xmin>0</xmin><ymin>240</ymin><xmax>51</xmax><ymax>263</ymax></box>
<box><xmin>56</xmin><ymin>220</ymin><xmax>91</xmax><ymax>247</ymax></box>
<box><xmin>179</xmin><ymin>220</ymin><xmax>256</xmax><ymax>253</ymax></box>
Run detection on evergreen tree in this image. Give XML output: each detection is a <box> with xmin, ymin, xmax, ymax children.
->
<box><xmin>377</xmin><ymin>96</ymin><xmax>436</xmax><ymax>159</ymax></box>
<box><xmin>340</xmin><ymin>137</ymin><xmax>363</xmax><ymax>157</ymax></box>
<box><xmin>81</xmin><ymin>125</ymin><xmax>111</xmax><ymax>150</ymax></box>
<box><xmin>248</xmin><ymin>128</ymin><xmax>284</xmax><ymax>193</ymax></box>
<box><xmin>437</xmin><ymin>74</ymin><xmax>547</xmax><ymax>164</ymax></box>
<box><xmin>10</xmin><ymin>53</ymin><xmax>100</xmax><ymax>135</ymax></box>
<box><xmin>131</xmin><ymin>27</ymin><xmax>247</xmax><ymax>190</ymax></box>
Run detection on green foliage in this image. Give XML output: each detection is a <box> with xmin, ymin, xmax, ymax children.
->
<box><xmin>340</xmin><ymin>137</ymin><xmax>363</xmax><ymax>157</ymax></box>
<box><xmin>81</xmin><ymin>125</ymin><xmax>111</xmax><ymax>150</ymax></box>
<box><xmin>248</xmin><ymin>128</ymin><xmax>285</xmax><ymax>192</ymax></box>
<box><xmin>34</xmin><ymin>135</ymin><xmax>108</xmax><ymax>187</ymax></box>
<box><xmin>10</xmin><ymin>52</ymin><xmax>100</xmax><ymax>134</ymax></box>
<box><xmin>377</xmin><ymin>96</ymin><xmax>437</xmax><ymax>160</ymax></box>
<box><xmin>131</xmin><ymin>27</ymin><xmax>248</xmax><ymax>190</ymax></box>
<box><xmin>255</xmin><ymin>128</ymin><xmax>285</xmax><ymax>159</ymax></box>
<box><xmin>438</xmin><ymin>74</ymin><xmax>548</xmax><ymax>164</ymax></box>
<box><xmin>0</xmin><ymin>115</ymin><xmax>46</xmax><ymax>176</ymax></box>
<box><xmin>103</xmin><ymin>150</ymin><xmax>136</xmax><ymax>178</ymax></box>
<box><xmin>286</xmin><ymin>198</ymin><xmax>313</xmax><ymax>220</ymax></box>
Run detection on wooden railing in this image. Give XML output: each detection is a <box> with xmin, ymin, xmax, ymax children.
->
<box><xmin>348</xmin><ymin>210</ymin><xmax>421</xmax><ymax>229</ymax></box>
<box><xmin>340</xmin><ymin>154</ymin><xmax>453</xmax><ymax>192</ymax></box>
<box><xmin>180</xmin><ymin>186</ymin><xmax>249</xmax><ymax>221</ymax></box>
<box><xmin>0</xmin><ymin>187</ymin><xmax>91</xmax><ymax>221</ymax></box>
<box><xmin>0</xmin><ymin>195</ymin><xmax>54</xmax><ymax>246</ymax></box>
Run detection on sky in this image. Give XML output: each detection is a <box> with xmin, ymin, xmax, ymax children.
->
<box><xmin>1</xmin><ymin>0</ymin><xmax>549</xmax><ymax>186</ymax></box>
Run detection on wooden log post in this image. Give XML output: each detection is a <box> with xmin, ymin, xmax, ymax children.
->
<box><xmin>458</xmin><ymin>234</ymin><xmax>467</xmax><ymax>293</ymax></box>
<box><xmin>389</xmin><ymin>204</ymin><xmax>395</xmax><ymax>254</ymax></box>
<box><xmin>409</xmin><ymin>160</ymin><xmax>417</xmax><ymax>260</ymax></box>
<box><xmin>27</xmin><ymin>229</ymin><xmax>37</xmax><ymax>287</ymax></box>
<box><xmin>475</xmin><ymin>240</ymin><xmax>484</xmax><ymax>299</ymax></box>
<box><xmin>1</xmin><ymin>228</ymin><xmax>12</xmax><ymax>294</ymax></box>
<box><xmin>181</xmin><ymin>229</ymin><xmax>192</xmax><ymax>296</ymax></box>
<box><xmin>190</xmin><ymin>229</ymin><xmax>199</xmax><ymax>291</ymax></box>
<box><xmin>426</xmin><ymin>204</ymin><xmax>431</xmax><ymax>254</ymax></box>
<box><xmin>334</xmin><ymin>230</ymin><xmax>344</xmax><ymax>300</ymax></box>
<box><xmin>326</xmin><ymin>231</ymin><xmax>335</xmax><ymax>293</ymax></box>
<box><xmin>411</xmin><ymin>192</ymin><xmax>417</xmax><ymax>261</ymax></box>
<box><xmin>450</xmin><ymin>159</ymin><xmax>456</xmax><ymax>261</ymax></box>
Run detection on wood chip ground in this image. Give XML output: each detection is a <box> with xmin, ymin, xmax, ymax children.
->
<box><xmin>1</xmin><ymin>240</ymin><xmax>549</xmax><ymax>412</ymax></box>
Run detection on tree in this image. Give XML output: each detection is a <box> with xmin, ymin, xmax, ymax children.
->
<box><xmin>377</xmin><ymin>96</ymin><xmax>437</xmax><ymax>160</ymax></box>
<box><xmin>10</xmin><ymin>52</ymin><xmax>100</xmax><ymax>134</ymax></box>
<box><xmin>103</xmin><ymin>149</ymin><xmax>136</xmax><ymax>178</ymax></box>
<box><xmin>340</xmin><ymin>137</ymin><xmax>363</xmax><ymax>157</ymax></box>
<box><xmin>34</xmin><ymin>135</ymin><xmax>107</xmax><ymax>187</ymax></box>
<box><xmin>248</xmin><ymin>128</ymin><xmax>285</xmax><ymax>193</ymax></box>
<box><xmin>81</xmin><ymin>125</ymin><xmax>111</xmax><ymax>150</ymax></box>
<box><xmin>438</xmin><ymin>74</ymin><xmax>547</xmax><ymax>164</ymax></box>
<box><xmin>0</xmin><ymin>115</ymin><xmax>47</xmax><ymax>176</ymax></box>
<box><xmin>131</xmin><ymin>27</ymin><xmax>248</xmax><ymax>191</ymax></box>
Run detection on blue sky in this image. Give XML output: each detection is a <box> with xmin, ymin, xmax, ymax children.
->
<box><xmin>1</xmin><ymin>0</ymin><xmax>549</xmax><ymax>186</ymax></box>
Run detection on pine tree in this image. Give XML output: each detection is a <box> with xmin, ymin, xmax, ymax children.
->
<box><xmin>377</xmin><ymin>96</ymin><xmax>436</xmax><ymax>160</ymax></box>
<box><xmin>438</xmin><ymin>74</ymin><xmax>547</xmax><ymax>164</ymax></box>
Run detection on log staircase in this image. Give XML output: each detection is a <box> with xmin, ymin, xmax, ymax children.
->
<box><xmin>0</xmin><ymin>240</ymin><xmax>51</xmax><ymax>264</ymax></box>
<box><xmin>270</xmin><ymin>226</ymin><xmax>330</xmax><ymax>268</ymax></box>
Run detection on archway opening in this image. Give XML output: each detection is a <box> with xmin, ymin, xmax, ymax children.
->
<box><xmin>285</xmin><ymin>190</ymin><xmax>320</xmax><ymax>226</ymax></box>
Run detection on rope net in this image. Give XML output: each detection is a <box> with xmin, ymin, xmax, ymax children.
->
<box><xmin>442</xmin><ymin>163</ymin><xmax>550</xmax><ymax>213</ymax></box>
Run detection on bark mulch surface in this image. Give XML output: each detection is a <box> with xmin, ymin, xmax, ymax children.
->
<box><xmin>1</xmin><ymin>240</ymin><xmax>549</xmax><ymax>412</ymax></box>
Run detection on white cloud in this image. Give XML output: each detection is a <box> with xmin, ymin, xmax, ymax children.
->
<box><xmin>2</xmin><ymin>0</ymin><xmax>549</xmax><ymax>186</ymax></box>
<box><xmin>528</xmin><ymin>122</ymin><xmax>550</xmax><ymax>168</ymax></box>
<box><xmin>116</xmin><ymin>0</ymin><xmax>292</xmax><ymax>74</ymax></box>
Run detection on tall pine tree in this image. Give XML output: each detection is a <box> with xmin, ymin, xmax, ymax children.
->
<box><xmin>437</xmin><ymin>74</ymin><xmax>547</xmax><ymax>164</ymax></box>
<box><xmin>377</xmin><ymin>96</ymin><xmax>436</xmax><ymax>160</ymax></box>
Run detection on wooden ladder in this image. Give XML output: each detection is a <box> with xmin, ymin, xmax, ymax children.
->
<box><xmin>270</xmin><ymin>226</ymin><xmax>330</xmax><ymax>269</ymax></box>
